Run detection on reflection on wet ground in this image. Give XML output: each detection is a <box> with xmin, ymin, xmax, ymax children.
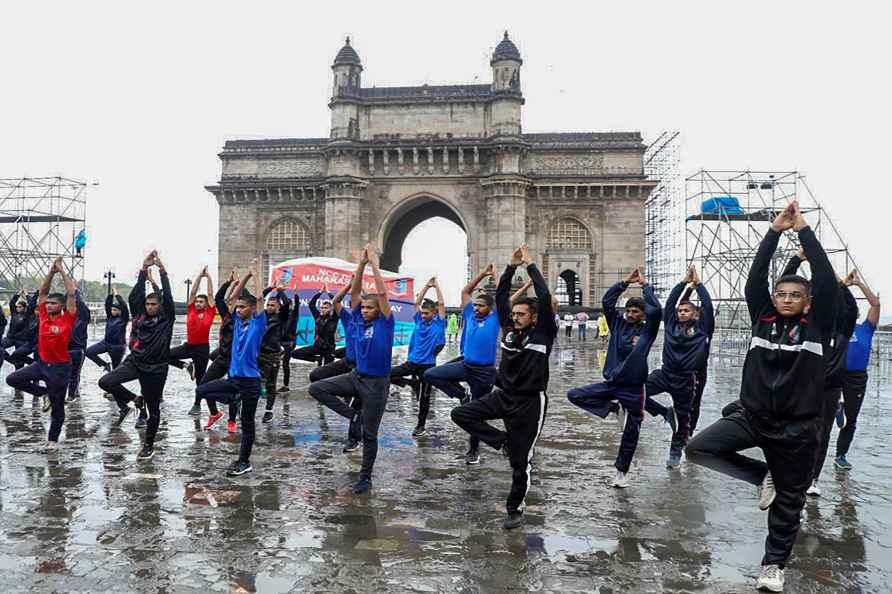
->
<box><xmin>1</xmin><ymin>338</ymin><xmax>891</xmax><ymax>592</ymax></box>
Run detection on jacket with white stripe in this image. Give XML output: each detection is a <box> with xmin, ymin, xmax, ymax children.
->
<box><xmin>741</xmin><ymin>227</ymin><xmax>836</xmax><ymax>423</ymax></box>
<box><xmin>602</xmin><ymin>281</ymin><xmax>662</xmax><ymax>385</ymax></box>
<box><xmin>494</xmin><ymin>263</ymin><xmax>556</xmax><ymax>397</ymax></box>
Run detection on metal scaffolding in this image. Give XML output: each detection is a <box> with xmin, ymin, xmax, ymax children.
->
<box><xmin>644</xmin><ymin>131</ymin><xmax>683</xmax><ymax>300</ymax></box>
<box><xmin>685</xmin><ymin>170</ymin><xmax>865</xmax><ymax>358</ymax></box>
<box><xmin>0</xmin><ymin>176</ymin><xmax>88</xmax><ymax>289</ymax></box>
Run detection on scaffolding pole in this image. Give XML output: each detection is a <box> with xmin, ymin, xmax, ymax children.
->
<box><xmin>0</xmin><ymin>176</ymin><xmax>88</xmax><ymax>290</ymax></box>
<box><xmin>644</xmin><ymin>131</ymin><xmax>683</xmax><ymax>300</ymax></box>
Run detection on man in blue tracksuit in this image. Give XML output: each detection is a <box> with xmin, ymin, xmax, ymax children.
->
<box><xmin>309</xmin><ymin>245</ymin><xmax>395</xmax><ymax>494</ymax></box>
<box><xmin>424</xmin><ymin>264</ymin><xmax>500</xmax><ymax>465</ymax></box>
<box><xmin>567</xmin><ymin>268</ymin><xmax>662</xmax><ymax>488</ymax></box>
<box><xmin>643</xmin><ymin>265</ymin><xmax>715</xmax><ymax>468</ymax></box>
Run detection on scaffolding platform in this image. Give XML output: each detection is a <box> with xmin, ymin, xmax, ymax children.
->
<box><xmin>0</xmin><ymin>176</ymin><xmax>88</xmax><ymax>289</ymax></box>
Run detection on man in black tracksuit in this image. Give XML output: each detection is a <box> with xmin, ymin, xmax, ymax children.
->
<box><xmin>686</xmin><ymin>201</ymin><xmax>836</xmax><ymax>592</ymax></box>
<box><xmin>285</xmin><ymin>289</ymin><xmax>339</xmax><ymax>387</ymax></box>
<box><xmin>65</xmin><ymin>291</ymin><xmax>91</xmax><ymax>401</ymax></box>
<box><xmin>679</xmin><ymin>283</ymin><xmax>712</xmax><ymax>434</ymax></box>
<box><xmin>259</xmin><ymin>286</ymin><xmax>291</xmax><ymax>423</ymax></box>
<box><xmin>451</xmin><ymin>243</ymin><xmax>556</xmax><ymax>530</ymax></box>
<box><xmin>566</xmin><ymin>268</ymin><xmax>662</xmax><ymax>488</ymax></box>
<box><xmin>99</xmin><ymin>250</ymin><xmax>175</xmax><ymax>460</ymax></box>
<box><xmin>779</xmin><ymin>250</ymin><xmax>858</xmax><ymax>496</ymax></box>
<box><xmin>643</xmin><ymin>265</ymin><xmax>715</xmax><ymax>467</ymax></box>
<box><xmin>2</xmin><ymin>291</ymin><xmax>38</xmax><ymax>370</ymax></box>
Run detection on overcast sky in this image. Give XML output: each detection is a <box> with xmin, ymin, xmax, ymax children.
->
<box><xmin>2</xmin><ymin>1</ymin><xmax>889</xmax><ymax>310</ymax></box>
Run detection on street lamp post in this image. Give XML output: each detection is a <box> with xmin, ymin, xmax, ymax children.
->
<box><xmin>103</xmin><ymin>270</ymin><xmax>115</xmax><ymax>296</ymax></box>
<box><xmin>184</xmin><ymin>278</ymin><xmax>192</xmax><ymax>302</ymax></box>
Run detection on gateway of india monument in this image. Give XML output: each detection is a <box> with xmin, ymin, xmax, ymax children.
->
<box><xmin>207</xmin><ymin>33</ymin><xmax>656</xmax><ymax>306</ymax></box>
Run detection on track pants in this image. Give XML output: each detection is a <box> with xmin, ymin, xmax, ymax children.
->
<box><xmin>168</xmin><ymin>343</ymin><xmax>210</xmax><ymax>384</ymax></box>
<box><xmin>308</xmin><ymin>371</ymin><xmax>389</xmax><ymax>480</ymax></box>
<box><xmin>690</xmin><ymin>366</ymin><xmax>708</xmax><ymax>433</ymax></box>
<box><xmin>812</xmin><ymin>386</ymin><xmax>842</xmax><ymax>481</ymax></box>
<box><xmin>643</xmin><ymin>368</ymin><xmax>696</xmax><ymax>456</ymax></box>
<box><xmin>197</xmin><ymin>355</ymin><xmax>230</xmax><ymax>414</ymax></box>
<box><xmin>280</xmin><ymin>344</ymin><xmax>294</xmax><ymax>387</ymax></box>
<box><xmin>7</xmin><ymin>360</ymin><xmax>71</xmax><ymax>441</ymax></box>
<box><xmin>567</xmin><ymin>381</ymin><xmax>644</xmax><ymax>473</ymax></box>
<box><xmin>836</xmin><ymin>371</ymin><xmax>869</xmax><ymax>457</ymax></box>
<box><xmin>196</xmin><ymin>376</ymin><xmax>261</xmax><ymax>463</ymax></box>
<box><xmin>3</xmin><ymin>338</ymin><xmax>34</xmax><ymax>370</ymax></box>
<box><xmin>86</xmin><ymin>340</ymin><xmax>125</xmax><ymax>370</ymax></box>
<box><xmin>309</xmin><ymin>358</ymin><xmax>354</xmax><ymax>383</ymax></box>
<box><xmin>67</xmin><ymin>348</ymin><xmax>85</xmax><ymax>398</ymax></box>
<box><xmin>390</xmin><ymin>361</ymin><xmax>435</xmax><ymax>426</ymax></box>
<box><xmin>686</xmin><ymin>410</ymin><xmax>818</xmax><ymax>568</ymax></box>
<box><xmin>423</xmin><ymin>358</ymin><xmax>496</xmax><ymax>451</ymax></box>
<box><xmin>451</xmin><ymin>388</ymin><xmax>548</xmax><ymax>514</ymax></box>
<box><xmin>260</xmin><ymin>351</ymin><xmax>282</xmax><ymax>411</ymax></box>
<box><xmin>98</xmin><ymin>358</ymin><xmax>168</xmax><ymax>447</ymax></box>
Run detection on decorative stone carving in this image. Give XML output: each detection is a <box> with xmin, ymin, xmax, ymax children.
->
<box><xmin>527</xmin><ymin>153</ymin><xmax>604</xmax><ymax>175</ymax></box>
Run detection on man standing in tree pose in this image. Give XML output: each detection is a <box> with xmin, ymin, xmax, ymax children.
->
<box><xmin>390</xmin><ymin>277</ymin><xmax>446</xmax><ymax>437</ymax></box>
<box><xmin>778</xmin><ymin>249</ymin><xmax>858</xmax><ymax>497</ymax></box>
<box><xmin>86</xmin><ymin>287</ymin><xmax>129</xmax><ymax>374</ymax></box>
<box><xmin>424</xmin><ymin>264</ymin><xmax>500</xmax><ymax>465</ymax></box>
<box><xmin>309</xmin><ymin>245</ymin><xmax>394</xmax><ymax>494</ymax></box>
<box><xmin>452</xmin><ymin>243</ymin><xmax>556</xmax><ymax>530</ymax></box>
<box><xmin>99</xmin><ymin>250</ymin><xmax>175</xmax><ymax>461</ymax></box>
<box><xmin>6</xmin><ymin>258</ymin><xmax>77</xmax><ymax>450</ymax></box>
<box><xmin>64</xmin><ymin>289</ymin><xmax>92</xmax><ymax>402</ymax></box>
<box><xmin>834</xmin><ymin>272</ymin><xmax>880</xmax><ymax>471</ymax></box>
<box><xmin>643</xmin><ymin>265</ymin><xmax>714</xmax><ymax>468</ymax></box>
<box><xmin>567</xmin><ymin>267</ymin><xmax>662</xmax><ymax>488</ymax></box>
<box><xmin>169</xmin><ymin>267</ymin><xmax>215</xmax><ymax>391</ymax></box>
<box><xmin>285</xmin><ymin>286</ymin><xmax>339</xmax><ymax>387</ymax></box>
<box><xmin>257</xmin><ymin>285</ymin><xmax>291</xmax><ymax>424</ymax></box>
<box><xmin>197</xmin><ymin>260</ymin><xmax>266</xmax><ymax>476</ymax></box>
<box><xmin>686</xmin><ymin>201</ymin><xmax>836</xmax><ymax>593</ymax></box>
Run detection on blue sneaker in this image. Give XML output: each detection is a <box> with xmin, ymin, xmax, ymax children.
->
<box><xmin>666</xmin><ymin>453</ymin><xmax>682</xmax><ymax>469</ymax></box>
<box><xmin>835</xmin><ymin>400</ymin><xmax>846</xmax><ymax>429</ymax></box>
<box><xmin>353</xmin><ymin>478</ymin><xmax>372</xmax><ymax>494</ymax></box>
<box><xmin>834</xmin><ymin>455</ymin><xmax>852</xmax><ymax>471</ymax></box>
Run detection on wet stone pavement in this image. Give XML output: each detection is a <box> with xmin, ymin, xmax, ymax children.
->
<box><xmin>1</xmin><ymin>332</ymin><xmax>891</xmax><ymax>593</ymax></box>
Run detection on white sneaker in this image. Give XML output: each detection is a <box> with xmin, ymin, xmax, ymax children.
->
<box><xmin>756</xmin><ymin>564</ymin><xmax>784</xmax><ymax>592</ymax></box>
<box><xmin>806</xmin><ymin>480</ymin><xmax>821</xmax><ymax>497</ymax></box>
<box><xmin>612</xmin><ymin>470</ymin><xmax>629</xmax><ymax>489</ymax></box>
<box><xmin>46</xmin><ymin>441</ymin><xmax>59</xmax><ymax>452</ymax></box>
<box><xmin>758</xmin><ymin>472</ymin><xmax>776</xmax><ymax>511</ymax></box>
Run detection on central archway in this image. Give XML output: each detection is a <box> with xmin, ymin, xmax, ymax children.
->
<box><xmin>380</xmin><ymin>196</ymin><xmax>466</xmax><ymax>272</ymax></box>
<box><xmin>378</xmin><ymin>194</ymin><xmax>470</xmax><ymax>306</ymax></box>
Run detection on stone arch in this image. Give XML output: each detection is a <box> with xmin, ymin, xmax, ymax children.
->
<box><xmin>376</xmin><ymin>193</ymin><xmax>470</xmax><ymax>272</ymax></box>
<box><xmin>543</xmin><ymin>215</ymin><xmax>596</xmax><ymax>307</ymax></box>
<box><xmin>262</xmin><ymin>216</ymin><xmax>311</xmax><ymax>276</ymax></box>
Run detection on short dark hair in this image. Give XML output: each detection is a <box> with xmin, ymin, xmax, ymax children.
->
<box><xmin>238</xmin><ymin>293</ymin><xmax>258</xmax><ymax>307</ymax></box>
<box><xmin>46</xmin><ymin>292</ymin><xmax>66</xmax><ymax>303</ymax></box>
<box><xmin>196</xmin><ymin>294</ymin><xmax>209</xmax><ymax>302</ymax></box>
<box><xmin>677</xmin><ymin>300</ymin><xmax>700</xmax><ymax>313</ymax></box>
<box><xmin>475</xmin><ymin>293</ymin><xmax>494</xmax><ymax>307</ymax></box>
<box><xmin>775</xmin><ymin>275</ymin><xmax>811</xmax><ymax>294</ymax></box>
<box><xmin>420</xmin><ymin>299</ymin><xmax>437</xmax><ymax>311</ymax></box>
<box><xmin>145</xmin><ymin>292</ymin><xmax>160</xmax><ymax>302</ymax></box>
<box><xmin>626</xmin><ymin>297</ymin><xmax>646</xmax><ymax>311</ymax></box>
<box><xmin>513</xmin><ymin>297</ymin><xmax>539</xmax><ymax>314</ymax></box>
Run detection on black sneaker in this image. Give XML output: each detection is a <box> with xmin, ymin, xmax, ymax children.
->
<box><xmin>188</xmin><ymin>404</ymin><xmax>201</xmax><ymax>416</ymax></box>
<box><xmin>135</xmin><ymin>414</ymin><xmax>147</xmax><ymax>429</ymax></box>
<box><xmin>411</xmin><ymin>424</ymin><xmax>427</xmax><ymax>437</ymax></box>
<box><xmin>460</xmin><ymin>389</ymin><xmax>471</xmax><ymax>405</ymax></box>
<box><xmin>353</xmin><ymin>478</ymin><xmax>372</xmax><ymax>494</ymax></box>
<box><xmin>503</xmin><ymin>512</ymin><xmax>524</xmax><ymax>530</ymax></box>
<box><xmin>133</xmin><ymin>395</ymin><xmax>144</xmax><ymax>409</ymax></box>
<box><xmin>103</xmin><ymin>363</ymin><xmax>112</xmax><ymax>374</ymax></box>
<box><xmin>226</xmin><ymin>460</ymin><xmax>252</xmax><ymax>477</ymax></box>
<box><xmin>465</xmin><ymin>448</ymin><xmax>481</xmax><ymax>465</ymax></box>
<box><xmin>115</xmin><ymin>407</ymin><xmax>132</xmax><ymax>426</ymax></box>
<box><xmin>262</xmin><ymin>411</ymin><xmax>273</xmax><ymax>423</ymax></box>
<box><xmin>278</xmin><ymin>385</ymin><xmax>291</xmax><ymax>393</ymax></box>
<box><xmin>65</xmin><ymin>392</ymin><xmax>79</xmax><ymax>403</ymax></box>
<box><xmin>343</xmin><ymin>438</ymin><xmax>361</xmax><ymax>453</ymax></box>
<box><xmin>137</xmin><ymin>445</ymin><xmax>155</xmax><ymax>460</ymax></box>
